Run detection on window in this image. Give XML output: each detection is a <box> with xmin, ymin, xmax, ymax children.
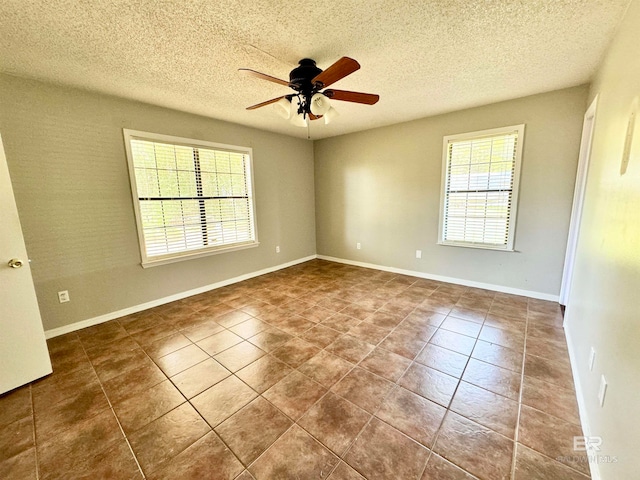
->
<box><xmin>438</xmin><ymin>124</ymin><xmax>524</xmax><ymax>250</ymax></box>
<box><xmin>123</xmin><ymin>130</ymin><xmax>258</xmax><ymax>267</ymax></box>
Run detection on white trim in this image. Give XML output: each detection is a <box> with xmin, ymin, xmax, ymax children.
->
<box><xmin>564</xmin><ymin>323</ymin><xmax>601</xmax><ymax>480</ymax></box>
<box><xmin>44</xmin><ymin>255</ymin><xmax>317</xmax><ymax>339</ymax></box>
<box><xmin>560</xmin><ymin>96</ymin><xmax>598</xmax><ymax>306</ymax></box>
<box><xmin>438</xmin><ymin>124</ymin><xmax>525</xmax><ymax>251</ymax></box>
<box><xmin>317</xmin><ymin>255</ymin><xmax>558</xmax><ymax>301</ymax></box>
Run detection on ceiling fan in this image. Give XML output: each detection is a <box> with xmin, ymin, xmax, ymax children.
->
<box><xmin>240</xmin><ymin>57</ymin><xmax>379</xmax><ymax>126</ymax></box>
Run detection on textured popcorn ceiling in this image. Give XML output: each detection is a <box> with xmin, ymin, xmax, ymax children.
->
<box><xmin>0</xmin><ymin>0</ymin><xmax>631</xmax><ymax>139</ymax></box>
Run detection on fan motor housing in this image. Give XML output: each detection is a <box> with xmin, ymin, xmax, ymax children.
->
<box><xmin>289</xmin><ymin>59</ymin><xmax>322</xmax><ymax>92</ymax></box>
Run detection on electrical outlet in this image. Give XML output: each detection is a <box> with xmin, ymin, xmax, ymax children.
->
<box><xmin>275</xmin><ymin>246</ymin><xmax>280</xmax><ymax>253</ymax></box>
<box><xmin>356</xmin><ymin>242</ymin><xmax>361</xmax><ymax>250</ymax></box>
<box><xmin>58</xmin><ymin>290</ymin><xmax>70</xmax><ymax>303</ymax></box>
<box><xmin>416</xmin><ymin>250</ymin><xmax>422</xmax><ymax>259</ymax></box>
<box><xmin>589</xmin><ymin>347</ymin><xmax>596</xmax><ymax>371</ymax></box>
<box><xmin>598</xmin><ymin>375</ymin><xmax>608</xmax><ymax>407</ymax></box>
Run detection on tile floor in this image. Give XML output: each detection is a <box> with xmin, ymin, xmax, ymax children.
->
<box><xmin>0</xmin><ymin>259</ymin><xmax>591</xmax><ymax>479</ymax></box>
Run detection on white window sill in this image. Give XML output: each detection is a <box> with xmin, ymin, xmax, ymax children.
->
<box><xmin>141</xmin><ymin>241</ymin><xmax>260</xmax><ymax>268</ymax></box>
<box><xmin>437</xmin><ymin>241</ymin><xmax>516</xmax><ymax>252</ymax></box>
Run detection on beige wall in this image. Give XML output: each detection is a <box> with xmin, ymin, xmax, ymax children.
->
<box><xmin>0</xmin><ymin>74</ymin><xmax>316</xmax><ymax>331</ymax></box>
<box><xmin>565</xmin><ymin>0</ymin><xmax>640</xmax><ymax>477</ymax></box>
<box><xmin>314</xmin><ymin>86</ymin><xmax>588</xmax><ymax>297</ymax></box>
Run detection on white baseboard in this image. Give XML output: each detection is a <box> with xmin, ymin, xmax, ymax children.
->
<box><xmin>564</xmin><ymin>323</ymin><xmax>601</xmax><ymax>480</ymax></box>
<box><xmin>45</xmin><ymin>255</ymin><xmax>317</xmax><ymax>339</ymax></box>
<box><xmin>317</xmin><ymin>255</ymin><xmax>560</xmax><ymax>302</ymax></box>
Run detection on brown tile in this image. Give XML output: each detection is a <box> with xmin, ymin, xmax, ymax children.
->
<box><xmin>93</xmin><ymin>347</ymin><xmax>150</xmax><ymax>382</ymax></box>
<box><xmin>236</xmin><ymin>355</ymin><xmax>293</xmax><ymax>393</ymax></box>
<box><xmin>144</xmin><ymin>332</ymin><xmax>192</xmax><ymax>359</ymax></box>
<box><xmin>462</xmin><ymin>358</ymin><xmax>521</xmax><ymax>401</ymax></box>
<box><xmin>171</xmin><ymin>358</ymin><xmax>231</xmax><ymax>398</ymax></box>
<box><xmin>215</xmin><ymin>397</ymin><xmax>292</xmax><ymax>465</ymax></box>
<box><xmin>263</xmin><ymin>371</ymin><xmax>326</xmax><ymax>420</ymax></box>
<box><xmin>192</xmin><ymin>376</ymin><xmax>257</xmax><ymax>427</ymax></box>
<box><xmin>322</xmin><ymin>313</ymin><xmax>361</xmax><ymax>333</ymax></box>
<box><xmin>527</xmin><ymin>322</ymin><xmax>566</xmax><ymax>343</ymax></box>
<box><xmin>48</xmin><ymin>341</ymin><xmax>91</xmax><ymax>375</ymax></box>
<box><xmin>196</xmin><ymin>330</ymin><xmax>243</xmax><ymax>356</ymax></box>
<box><xmin>298</xmin><ymin>392</ymin><xmax>371</xmax><ymax>455</ymax></box>
<box><xmin>441</xmin><ymin>317</ymin><xmax>482</xmax><ymax>337</ymax></box>
<box><xmin>406</xmin><ymin>309</ymin><xmax>447</xmax><ymax>328</ymax></box>
<box><xmin>148</xmin><ymin>431</ymin><xmax>243</xmax><ymax>480</ymax></box>
<box><xmin>318</xmin><ymin>296</ymin><xmax>353</xmax><ymax>312</ymax></box>
<box><xmin>249</xmin><ymin>425</ymin><xmax>338</xmax><ymax>480</ymax></box>
<box><xmin>300</xmin><ymin>306</ymin><xmax>335</xmax><ymax>323</ymax></box>
<box><xmin>229</xmin><ymin>318</ymin><xmax>270</xmax><ymax>339</ymax></box>
<box><xmin>376</xmin><ymin>386</ymin><xmax>446</xmax><ymax>447</ymax></box>
<box><xmin>113</xmin><ymin>380</ymin><xmax>185</xmax><ymax>434</ymax></box>
<box><xmin>328</xmin><ymin>461</ymin><xmax>366</xmax><ymax>480</ymax></box>
<box><xmin>472</xmin><ymin>340</ymin><xmax>523</xmax><ymax>372</ymax></box>
<box><xmin>48</xmin><ymin>440</ymin><xmax>142</xmax><ymax>480</ymax></box>
<box><xmin>213</xmin><ymin>341</ymin><xmax>265</xmax><ymax>372</ymax></box>
<box><xmin>518</xmin><ymin>405</ymin><xmax>590</xmax><ymax>475</ymax></box>
<box><xmin>32</xmin><ymin>366</ymin><xmax>99</xmax><ymax>408</ymax></box>
<box><xmin>131</xmin><ymin>324</ymin><xmax>178</xmax><ymax>347</ymax></box>
<box><xmin>415</xmin><ymin>343</ymin><xmax>469</xmax><ymax>378</ymax></box>
<box><xmin>429</xmin><ymin>329</ymin><xmax>476</xmax><ymax>356</ymax></box>
<box><xmin>84</xmin><ymin>335</ymin><xmax>139</xmax><ymax>364</ymax></box>
<box><xmin>448</xmin><ymin>306</ymin><xmax>488</xmax><ymax>323</ymax></box>
<box><xmin>300</xmin><ymin>324</ymin><xmax>343</xmax><ymax>348</ymax></box>
<box><xmin>180</xmin><ymin>319</ymin><xmax>224</xmax><ymax>342</ymax></box>
<box><xmin>326</xmin><ymin>335</ymin><xmax>374</xmax><ymax>363</ymax></box>
<box><xmin>450</xmin><ymin>382</ymin><xmax>519</xmax><ymax>438</ymax></box>
<box><xmin>434</xmin><ymin>412</ymin><xmax>513</xmax><ymax>480</ymax></box>
<box><xmin>347</xmin><ymin>322</ymin><xmax>392</xmax><ymax>345</ymax></box>
<box><xmin>525</xmin><ymin>335</ymin><xmax>570</xmax><ymax>363</ymax></box>
<box><xmin>0</xmin><ymin>448</ymin><xmax>37</xmax><ymax>480</ymax></box>
<box><xmin>298</xmin><ymin>351</ymin><xmax>354</xmax><ymax>388</ymax></box>
<box><xmin>421</xmin><ymin>453</ymin><xmax>475</xmax><ymax>479</ymax></box>
<box><xmin>0</xmin><ymin>386</ymin><xmax>31</xmax><ymax>428</ymax></box>
<box><xmin>76</xmin><ymin>321</ymin><xmax>130</xmax><ymax>349</ymax></box>
<box><xmin>345</xmin><ymin>417</ymin><xmax>429</xmax><ymax>480</ymax></box>
<box><xmin>270</xmin><ymin>338</ymin><xmax>320</xmax><ymax>368</ymax></box>
<box><xmin>524</xmin><ymin>354</ymin><xmax>574</xmax><ymax>388</ymax></box>
<box><xmin>399</xmin><ymin>363</ymin><xmax>459</xmax><ymax>407</ymax></box>
<box><xmin>119</xmin><ymin>312</ymin><xmax>166</xmax><ymax>335</ymax></box>
<box><xmin>331</xmin><ymin>368</ymin><xmax>394</xmax><ymax>414</ymax></box>
<box><xmin>235</xmin><ymin>471</ymin><xmax>256</xmax><ymax>480</ymax></box>
<box><xmin>128</xmin><ymin>403</ymin><xmax>210</xmax><ymax>474</ymax></box>
<box><xmin>521</xmin><ymin>375</ymin><xmax>580</xmax><ymax>425</ymax></box>
<box><xmin>0</xmin><ymin>417</ymin><xmax>33</xmax><ymax>462</ymax></box>
<box><xmin>340</xmin><ymin>303</ymin><xmax>376</xmax><ymax>321</ymax></box>
<box><xmin>379</xmin><ymin>329</ymin><xmax>427</xmax><ymax>360</ymax></box>
<box><xmin>247</xmin><ymin>328</ymin><xmax>292</xmax><ymax>352</ymax></box>
<box><xmin>365</xmin><ymin>311</ymin><xmax>405</xmax><ymax>329</ymax></box>
<box><xmin>396</xmin><ymin>318</ymin><xmax>438</xmax><ymax>342</ymax></box>
<box><xmin>38</xmin><ymin>409</ymin><xmax>124</xmax><ymax>480</ymax></box>
<box><xmin>101</xmin><ymin>362</ymin><xmax>168</xmax><ymax>404</ymax></box>
<box><xmin>479</xmin><ymin>325</ymin><xmax>525</xmax><ymax>350</ymax></box>
<box><xmin>215</xmin><ymin>310</ymin><xmax>253</xmax><ymax>328</ymax></box>
<box><xmin>514</xmin><ymin>443</ymin><xmax>590</xmax><ymax>480</ymax></box>
<box><xmin>484</xmin><ymin>312</ymin><xmax>527</xmax><ymax>332</ymax></box>
<box><xmin>359</xmin><ymin>347</ymin><xmax>412</xmax><ymax>382</ymax></box>
<box><xmin>34</xmin><ymin>381</ymin><xmax>110</xmax><ymax>441</ymax></box>
<box><xmin>275</xmin><ymin>314</ymin><xmax>315</xmax><ymax>335</ymax></box>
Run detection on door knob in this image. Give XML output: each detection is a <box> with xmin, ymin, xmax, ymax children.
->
<box><xmin>8</xmin><ymin>258</ymin><xmax>24</xmax><ymax>269</ymax></box>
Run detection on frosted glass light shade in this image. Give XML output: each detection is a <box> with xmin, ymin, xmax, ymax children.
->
<box><xmin>324</xmin><ymin>106</ymin><xmax>339</xmax><ymax>124</ymax></box>
<box><xmin>310</xmin><ymin>93</ymin><xmax>331</xmax><ymax>115</ymax></box>
<box><xmin>290</xmin><ymin>112</ymin><xmax>307</xmax><ymax>127</ymax></box>
<box><xmin>273</xmin><ymin>97</ymin><xmax>292</xmax><ymax>119</ymax></box>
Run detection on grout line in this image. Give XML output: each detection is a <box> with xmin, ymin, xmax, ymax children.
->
<box><xmin>510</xmin><ymin>300</ymin><xmax>531</xmax><ymax>479</ymax></box>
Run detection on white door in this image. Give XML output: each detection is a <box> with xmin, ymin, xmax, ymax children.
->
<box><xmin>0</xmin><ymin>133</ymin><xmax>52</xmax><ymax>394</ymax></box>
<box><xmin>559</xmin><ymin>96</ymin><xmax>598</xmax><ymax>306</ymax></box>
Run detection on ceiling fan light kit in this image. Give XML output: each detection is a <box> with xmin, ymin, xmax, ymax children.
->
<box><xmin>240</xmin><ymin>57</ymin><xmax>379</xmax><ymax>126</ymax></box>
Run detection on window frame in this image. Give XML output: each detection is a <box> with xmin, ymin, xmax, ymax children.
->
<box><xmin>123</xmin><ymin>129</ymin><xmax>259</xmax><ymax>268</ymax></box>
<box><xmin>437</xmin><ymin>124</ymin><xmax>525</xmax><ymax>251</ymax></box>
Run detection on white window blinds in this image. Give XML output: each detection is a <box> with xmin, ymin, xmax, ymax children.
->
<box><xmin>124</xmin><ymin>130</ymin><xmax>257</xmax><ymax>266</ymax></box>
<box><xmin>439</xmin><ymin>125</ymin><xmax>524</xmax><ymax>250</ymax></box>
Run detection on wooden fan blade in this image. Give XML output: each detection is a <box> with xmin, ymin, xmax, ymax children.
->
<box><xmin>324</xmin><ymin>89</ymin><xmax>380</xmax><ymax>105</ymax></box>
<box><xmin>239</xmin><ymin>68</ymin><xmax>290</xmax><ymax>87</ymax></box>
<box><xmin>309</xmin><ymin>113</ymin><xmax>323</xmax><ymax>121</ymax></box>
<box><xmin>246</xmin><ymin>96</ymin><xmax>288</xmax><ymax>110</ymax></box>
<box><xmin>311</xmin><ymin>57</ymin><xmax>360</xmax><ymax>88</ymax></box>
